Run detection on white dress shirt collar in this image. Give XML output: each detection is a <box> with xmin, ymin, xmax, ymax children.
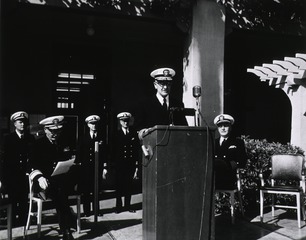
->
<box><xmin>220</xmin><ymin>137</ymin><xmax>228</xmax><ymax>145</ymax></box>
<box><xmin>156</xmin><ymin>93</ymin><xmax>169</xmax><ymax>107</ymax></box>
<box><xmin>90</xmin><ymin>130</ymin><xmax>97</xmax><ymax>139</ymax></box>
<box><xmin>15</xmin><ymin>130</ymin><xmax>23</xmax><ymax>139</ymax></box>
<box><xmin>122</xmin><ymin>127</ymin><xmax>129</xmax><ymax>135</ymax></box>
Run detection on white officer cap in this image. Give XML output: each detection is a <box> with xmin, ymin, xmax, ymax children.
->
<box><xmin>10</xmin><ymin>111</ymin><xmax>28</xmax><ymax>122</ymax></box>
<box><xmin>40</xmin><ymin>115</ymin><xmax>64</xmax><ymax>130</ymax></box>
<box><xmin>150</xmin><ymin>67</ymin><xmax>175</xmax><ymax>81</ymax></box>
<box><xmin>213</xmin><ymin>114</ymin><xmax>235</xmax><ymax>126</ymax></box>
<box><xmin>85</xmin><ymin>115</ymin><xmax>100</xmax><ymax>124</ymax></box>
<box><xmin>117</xmin><ymin>112</ymin><xmax>132</xmax><ymax>120</ymax></box>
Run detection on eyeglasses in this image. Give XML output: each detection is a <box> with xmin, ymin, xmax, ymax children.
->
<box><xmin>155</xmin><ymin>81</ymin><xmax>172</xmax><ymax>87</ymax></box>
<box><xmin>217</xmin><ymin>123</ymin><xmax>231</xmax><ymax>128</ymax></box>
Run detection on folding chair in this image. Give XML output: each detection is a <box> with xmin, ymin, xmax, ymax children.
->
<box><xmin>259</xmin><ymin>154</ymin><xmax>306</xmax><ymax>228</ymax></box>
<box><xmin>215</xmin><ymin>168</ymin><xmax>244</xmax><ymax>224</ymax></box>
<box><xmin>24</xmin><ymin>174</ymin><xmax>81</xmax><ymax>238</ymax></box>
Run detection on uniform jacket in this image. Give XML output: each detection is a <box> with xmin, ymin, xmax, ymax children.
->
<box><xmin>28</xmin><ymin>136</ymin><xmax>73</xmax><ymax>180</ymax></box>
<box><xmin>134</xmin><ymin>95</ymin><xmax>188</xmax><ymax>130</ymax></box>
<box><xmin>113</xmin><ymin>127</ymin><xmax>140</xmax><ymax>169</ymax></box>
<box><xmin>77</xmin><ymin>131</ymin><xmax>107</xmax><ymax>192</ymax></box>
<box><xmin>79</xmin><ymin>131</ymin><xmax>105</xmax><ymax>171</ymax></box>
<box><xmin>1</xmin><ymin>131</ymin><xmax>35</xmax><ymax>187</ymax></box>
<box><xmin>214</xmin><ymin>136</ymin><xmax>247</xmax><ymax>169</ymax></box>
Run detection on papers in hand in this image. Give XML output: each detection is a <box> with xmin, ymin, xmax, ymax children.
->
<box><xmin>51</xmin><ymin>158</ymin><xmax>75</xmax><ymax>177</ymax></box>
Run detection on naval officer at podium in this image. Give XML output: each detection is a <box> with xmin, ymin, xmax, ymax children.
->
<box><xmin>135</xmin><ymin>67</ymin><xmax>188</xmax><ymax>135</ymax></box>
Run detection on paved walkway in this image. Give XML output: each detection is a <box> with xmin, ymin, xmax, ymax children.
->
<box><xmin>2</xmin><ymin>193</ymin><xmax>306</xmax><ymax>240</ymax></box>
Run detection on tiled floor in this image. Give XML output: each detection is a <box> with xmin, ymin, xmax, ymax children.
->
<box><xmin>2</xmin><ymin>194</ymin><xmax>306</xmax><ymax>240</ymax></box>
<box><xmin>216</xmin><ymin>207</ymin><xmax>306</xmax><ymax>240</ymax></box>
<box><xmin>0</xmin><ymin>193</ymin><xmax>142</xmax><ymax>240</ymax></box>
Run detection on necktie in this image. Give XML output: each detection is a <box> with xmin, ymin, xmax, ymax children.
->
<box><xmin>162</xmin><ymin>97</ymin><xmax>167</xmax><ymax>110</ymax></box>
<box><xmin>20</xmin><ymin>134</ymin><xmax>24</xmax><ymax>139</ymax></box>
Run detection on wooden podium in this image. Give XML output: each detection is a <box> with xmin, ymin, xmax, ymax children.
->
<box><xmin>142</xmin><ymin>126</ymin><xmax>215</xmax><ymax>240</ymax></box>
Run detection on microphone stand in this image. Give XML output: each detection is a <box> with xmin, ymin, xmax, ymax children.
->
<box><xmin>195</xmin><ymin>96</ymin><xmax>200</xmax><ymax>127</ymax></box>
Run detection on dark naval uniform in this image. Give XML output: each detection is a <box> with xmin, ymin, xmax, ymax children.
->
<box><xmin>134</xmin><ymin>95</ymin><xmax>188</xmax><ymax>130</ymax></box>
<box><xmin>78</xmin><ymin>131</ymin><xmax>104</xmax><ymax>215</ymax></box>
<box><xmin>214</xmin><ymin>136</ymin><xmax>247</xmax><ymax>189</ymax></box>
<box><xmin>28</xmin><ymin>135</ymin><xmax>76</xmax><ymax>234</ymax></box>
<box><xmin>114</xmin><ymin>126</ymin><xmax>140</xmax><ymax>211</ymax></box>
<box><xmin>134</xmin><ymin>67</ymin><xmax>188</xmax><ymax>131</ymax></box>
<box><xmin>2</xmin><ymin>130</ymin><xmax>35</xmax><ymax>224</ymax></box>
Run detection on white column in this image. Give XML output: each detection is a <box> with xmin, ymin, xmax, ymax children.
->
<box><xmin>183</xmin><ymin>0</ymin><xmax>225</xmax><ymax>126</ymax></box>
<box><xmin>286</xmin><ymin>86</ymin><xmax>306</xmax><ymax>152</ymax></box>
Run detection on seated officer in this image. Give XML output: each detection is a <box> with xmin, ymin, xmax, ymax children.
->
<box><xmin>213</xmin><ymin>114</ymin><xmax>247</xmax><ymax>190</ymax></box>
<box><xmin>28</xmin><ymin>116</ymin><xmax>76</xmax><ymax>240</ymax></box>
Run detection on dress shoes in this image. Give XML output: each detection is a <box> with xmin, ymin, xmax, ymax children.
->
<box><xmin>115</xmin><ymin>206</ymin><xmax>123</xmax><ymax>214</ymax></box>
<box><xmin>125</xmin><ymin>205</ymin><xmax>136</xmax><ymax>213</ymax></box>
<box><xmin>63</xmin><ymin>230</ymin><xmax>74</xmax><ymax>240</ymax></box>
<box><xmin>83</xmin><ymin>211</ymin><xmax>91</xmax><ymax>218</ymax></box>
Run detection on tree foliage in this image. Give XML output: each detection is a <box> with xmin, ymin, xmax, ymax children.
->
<box><xmin>22</xmin><ymin>0</ymin><xmax>306</xmax><ymax>35</ymax></box>
<box><xmin>217</xmin><ymin>0</ymin><xmax>306</xmax><ymax>35</ymax></box>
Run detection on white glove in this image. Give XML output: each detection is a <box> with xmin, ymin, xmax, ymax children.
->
<box><xmin>138</xmin><ymin>128</ymin><xmax>150</xmax><ymax>140</ymax></box>
<box><xmin>133</xmin><ymin>169</ymin><xmax>138</xmax><ymax>180</ymax></box>
<box><xmin>38</xmin><ymin>176</ymin><xmax>49</xmax><ymax>190</ymax></box>
<box><xmin>102</xmin><ymin>169</ymin><xmax>107</xmax><ymax>180</ymax></box>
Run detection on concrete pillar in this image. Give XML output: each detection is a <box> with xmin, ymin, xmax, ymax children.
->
<box><xmin>285</xmin><ymin>85</ymin><xmax>306</xmax><ymax>151</ymax></box>
<box><xmin>183</xmin><ymin>0</ymin><xmax>225</xmax><ymax>126</ymax></box>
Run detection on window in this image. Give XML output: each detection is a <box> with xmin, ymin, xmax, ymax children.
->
<box><xmin>56</xmin><ymin>72</ymin><xmax>95</xmax><ymax>109</ymax></box>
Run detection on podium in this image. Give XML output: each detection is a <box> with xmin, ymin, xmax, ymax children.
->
<box><xmin>142</xmin><ymin>126</ymin><xmax>215</xmax><ymax>240</ymax></box>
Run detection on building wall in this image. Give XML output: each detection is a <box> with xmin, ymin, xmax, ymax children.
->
<box><xmin>1</xmin><ymin>1</ymin><xmax>305</xmax><ymax>145</ymax></box>
<box><xmin>0</xmin><ymin>4</ymin><xmax>186</xmax><ymax>139</ymax></box>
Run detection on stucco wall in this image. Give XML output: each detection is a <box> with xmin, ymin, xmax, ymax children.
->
<box><xmin>183</xmin><ymin>1</ymin><xmax>225</xmax><ymax>127</ymax></box>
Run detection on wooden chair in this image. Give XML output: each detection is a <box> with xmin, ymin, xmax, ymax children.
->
<box><xmin>24</xmin><ymin>174</ymin><xmax>81</xmax><ymax>238</ymax></box>
<box><xmin>259</xmin><ymin>154</ymin><xmax>306</xmax><ymax>228</ymax></box>
<box><xmin>215</xmin><ymin>168</ymin><xmax>244</xmax><ymax>224</ymax></box>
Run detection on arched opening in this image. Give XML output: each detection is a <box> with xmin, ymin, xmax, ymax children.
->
<box><xmin>224</xmin><ymin>28</ymin><xmax>302</xmax><ymax>143</ymax></box>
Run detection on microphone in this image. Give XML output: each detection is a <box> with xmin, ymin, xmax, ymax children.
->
<box><xmin>193</xmin><ymin>85</ymin><xmax>201</xmax><ymax>98</ymax></box>
<box><xmin>193</xmin><ymin>85</ymin><xmax>201</xmax><ymax>127</ymax></box>
<box><xmin>192</xmin><ymin>85</ymin><xmax>210</xmax><ymax>129</ymax></box>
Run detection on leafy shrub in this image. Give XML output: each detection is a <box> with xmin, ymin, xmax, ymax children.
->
<box><xmin>215</xmin><ymin>136</ymin><xmax>305</xmax><ymax>214</ymax></box>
